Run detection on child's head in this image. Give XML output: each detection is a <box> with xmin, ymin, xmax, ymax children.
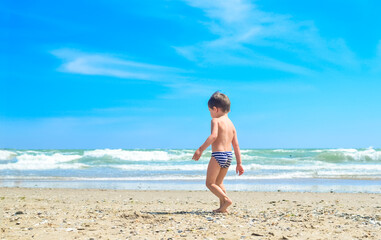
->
<box><xmin>208</xmin><ymin>91</ymin><xmax>230</xmax><ymax>113</ymax></box>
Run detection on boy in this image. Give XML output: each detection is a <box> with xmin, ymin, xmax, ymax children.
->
<box><xmin>192</xmin><ymin>91</ymin><xmax>244</xmax><ymax>213</ymax></box>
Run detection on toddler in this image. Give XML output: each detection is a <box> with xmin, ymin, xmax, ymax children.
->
<box><xmin>193</xmin><ymin>91</ymin><xmax>244</xmax><ymax>213</ymax></box>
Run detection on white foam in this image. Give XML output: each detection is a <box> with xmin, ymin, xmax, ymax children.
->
<box><xmin>327</xmin><ymin>148</ymin><xmax>359</xmax><ymax>153</ymax></box>
<box><xmin>241</xmin><ymin>155</ymin><xmax>264</xmax><ymax>160</ymax></box>
<box><xmin>18</xmin><ymin>153</ymin><xmax>82</xmax><ymax>162</ymax></box>
<box><xmin>273</xmin><ymin>149</ymin><xmax>299</xmax><ymax>153</ymax></box>
<box><xmin>0</xmin><ymin>153</ymin><xmax>84</xmax><ymax>170</ymax></box>
<box><xmin>83</xmin><ymin>149</ymin><xmax>191</xmax><ymax>161</ymax></box>
<box><xmin>0</xmin><ymin>173</ymin><xmax>316</xmax><ymax>181</ymax></box>
<box><xmin>317</xmin><ymin>147</ymin><xmax>381</xmax><ymax>162</ymax></box>
<box><xmin>83</xmin><ymin>149</ymin><xmax>270</xmax><ymax>162</ymax></box>
<box><xmin>0</xmin><ymin>150</ymin><xmax>17</xmax><ymax>160</ymax></box>
<box><xmin>343</xmin><ymin>148</ymin><xmax>381</xmax><ymax>161</ymax></box>
<box><xmin>239</xmin><ymin>150</ymin><xmax>250</xmax><ymax>153</ymax></box>
<box><xmin>314</xmin><ymin>170</ymin><xmax>381</xmax><ymax>178</ymax></box>
<box><xmin>245</xmin><ymin>163</ymin><xmax>381</xmax><ymax>171</ymax></box>
<box><xmin>231</xmin><ymin>172</ymin><xmax>313</xmax><ymax>180</ymax></box>
<box><xmin>61</xmin><ymin>173</ymin><xmax>315</xmax><ymax>181</ymax></box>
<box><xmin>111</xmin><ymin>163</ymin><xmax>208</xmax><ymax>171</ymax></box>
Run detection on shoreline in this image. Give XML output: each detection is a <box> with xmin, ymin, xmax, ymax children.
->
<box><xmin>1</xmin><ymin>178</ymin><xmax>381</xmax><ymax>194</ymax></box>
<box><xmin>1</xmin><ymin>187</ymin><xmax>380</xmax><ymax>239</ymax></box>
<box><xmin>2</xmin><ymin>186</ymin><xmax>381</xmax><ymax>195</ymax></box>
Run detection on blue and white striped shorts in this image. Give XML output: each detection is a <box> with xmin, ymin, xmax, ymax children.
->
<box><xmin>211</xmin><ymin>151</ymin><xmax>233</xmax><ymax>168</ymax></box>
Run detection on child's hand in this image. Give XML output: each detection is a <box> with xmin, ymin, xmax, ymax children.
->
<box><xmin>192</xmin><ymin>148</ymin><xmax>202</xmax><ymax>161</ymax></box>
<box><xmin>236</xmin><ymin>164</ymin><xmax>244</xmax><ymax>176</ymax></box>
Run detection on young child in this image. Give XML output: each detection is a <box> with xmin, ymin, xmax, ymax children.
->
<box><xmin>192</xmin><ymin>91</ymin><xmax>244</xmax><ymax>213</ymax></box>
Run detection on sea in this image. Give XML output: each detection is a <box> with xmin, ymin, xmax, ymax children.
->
<box><xmin>0</xmin><ymin>148</ymin><xmax>380</xmax><ymax>193</ymax></box>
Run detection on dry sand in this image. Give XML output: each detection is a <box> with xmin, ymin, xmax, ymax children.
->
<box><xmin>1</xmin><ymin>187</ymin><xmax>380</xmax><ymax>240</ymax></box>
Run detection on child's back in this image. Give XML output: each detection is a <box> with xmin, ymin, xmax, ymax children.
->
<box><xmin>211</xmin><ymin>116</ymin><xmax>236</xmax><ymax>153</ymax></box>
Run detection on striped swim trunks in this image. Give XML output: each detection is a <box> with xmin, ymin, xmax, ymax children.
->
<box><xmin>211</xmin><ymin>151</ymin><xmax>233</xmax><ymax>168</ymax></box>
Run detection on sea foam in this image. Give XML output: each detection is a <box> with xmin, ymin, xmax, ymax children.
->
<box><xmin>0</xmin><ymin>150</ymin><xmax>17</xmax><ymax>160</ymax></box>
<box><xmin>83</xmin><ymin>149</ymin><xmax>193</xmax><ymax>161</ymax></box>
<box><xmin>0</xmin><ymin>153</ymin><xmax>84</xmax><ymax>170</ymax></box>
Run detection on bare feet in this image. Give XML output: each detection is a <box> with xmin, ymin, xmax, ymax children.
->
<box><xmin>214</xmin><ymin>197</ymin><xmax>232</xmax><ymax>213</ymax></box>
<box><xmin>212</xmin><ymin>208</ymin><xmax>221</xmax><ymax>213</ymax></box>
<box><xmin>213</xmin><ymin>208</ymin><xmax>229</xmax><ymax>214</ymax></box>
<box><xmin>212</xmin><ymin>199</ymin><xmax>223</xmax><ymax>212</ymax></box>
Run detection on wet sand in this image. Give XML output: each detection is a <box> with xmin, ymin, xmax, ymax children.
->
<box><xmin>1</xmin><ymin>187</ymin><xmax>380</xmax><ymax>239</ymax></box>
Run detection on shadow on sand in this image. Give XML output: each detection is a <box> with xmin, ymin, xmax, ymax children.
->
<box><xmin>142</xmin><ymin>210</ymin><xmax>216</xmax><ymax>216</ymax></box>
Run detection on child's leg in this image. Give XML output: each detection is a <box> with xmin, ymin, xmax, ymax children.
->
<box><xmin>215</xmin><ymin>167</ymin><xmax>229</xmax><ymax>209</ymax></box>
<box><xmin>206</xmin><ymin>157</ymin><xmax>232</xmax><ymax>212</ymax></box>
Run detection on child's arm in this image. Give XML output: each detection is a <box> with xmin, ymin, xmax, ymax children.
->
<box><xmin>192</xmin><ymin>119</ymin><xmax>218</xmax><ymax>161</ymax></box>
<box><xmin>232</xmin><ymin>127</ymin><xmax>244</xmax><ymax>175</ymax></box>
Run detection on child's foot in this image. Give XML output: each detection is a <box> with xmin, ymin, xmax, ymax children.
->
<box><xmin>212</xmin><ymin>198</ymin><xmax>225</xmax><ymax>213</ymax></box>
<box><xmin>217</xmin><ymin>197</ymin><xmax>232</xmax><ymax>213</ymax></box>
<box><xmin>213</xmin><ymin>199</ymin><xmax>223</xmax><ymax>212</ymax></box>
<box><xmin>212</xmin><ymin>208</ymin><xmax>221</xmax><ymax>213</ymax></box>
<box><xmin>214</xmin><ymin>208</ymin><xmax>229</xmax><ymax>214</ymax></box>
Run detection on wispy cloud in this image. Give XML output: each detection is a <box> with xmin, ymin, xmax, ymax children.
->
<box><xmin>176</xmin><ymin>0</ymin><xmax>359</xmax><ymax>75</ymax></box>
<box><xmin>52</xmin><ymin>49</ymin><xmax>184</xmax><ymax>82</ymax></box>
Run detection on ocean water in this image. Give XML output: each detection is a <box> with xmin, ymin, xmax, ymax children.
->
<box><xmin>0</xmin><ymin>148</ymin><xmax>380</xmax><ymax>193</ymax></box>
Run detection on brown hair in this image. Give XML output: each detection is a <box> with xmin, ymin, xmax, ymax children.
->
<box><xmin>208</xmin><ymin>91</ymin><xmax>230</xmax><ymax>113</ymax></box>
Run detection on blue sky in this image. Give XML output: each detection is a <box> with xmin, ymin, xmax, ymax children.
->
<box><xmin>1</xmin><ymin>0</ymin><xmax>381</xmax><ymax>149</ymax></box>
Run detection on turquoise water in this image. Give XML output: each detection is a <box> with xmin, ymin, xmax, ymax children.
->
<box><xmin>1</xmin><ymin>148</ymin><xmax>380</xmax><ymax>193</ymax></box>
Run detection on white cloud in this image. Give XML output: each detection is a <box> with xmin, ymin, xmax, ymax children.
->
<box><xmin>52</xmin><ymin>49</ymin><xmax>184</xmax><ymax>82</ymax></box>
<box><xmin>177</xmin><ymin>0</ymin><xmax>359</xmax><ymax>74</ymax></box>
<box><xmin>185</xmin><ymin>0</ymin><xmax>253</xmax><ymax>24</ymax></box>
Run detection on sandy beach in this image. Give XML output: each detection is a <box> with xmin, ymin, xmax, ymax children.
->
<box><xmin>1</xmin><ymin>187</ymin><xmax>380</xmax><ymax>240</ymax></box>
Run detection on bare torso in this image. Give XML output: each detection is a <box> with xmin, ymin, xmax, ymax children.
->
<box><xmin>211</xmin><ymin>116</ymin><xmax>235</xmax><ymax>152</ymax></box>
